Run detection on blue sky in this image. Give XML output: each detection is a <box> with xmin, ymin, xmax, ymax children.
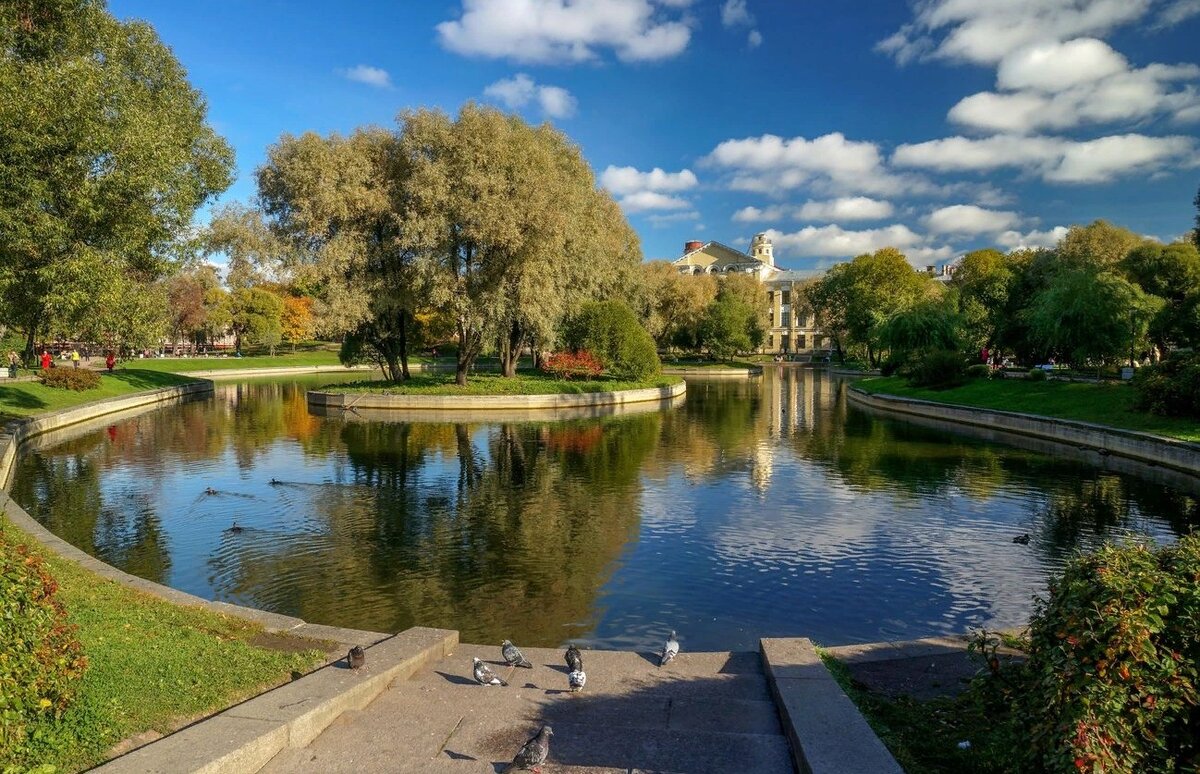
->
<box><xmin>109</xmin><ymin>0</ymin><xmax>1200</xmax><ymax>271</ymax></box>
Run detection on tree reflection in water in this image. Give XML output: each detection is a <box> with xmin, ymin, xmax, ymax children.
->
<box><xmin>10</xmin><ymin>372</ymin><xmax>1200</xmax><ymax>649</ymax></box>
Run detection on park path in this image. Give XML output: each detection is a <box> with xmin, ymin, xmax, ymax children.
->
<box><xmin>260</xmin><ymin>642</ymin><xmax>795</xmax><ymax>774</ymax></box>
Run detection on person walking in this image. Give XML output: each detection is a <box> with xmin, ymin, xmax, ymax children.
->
<box><xmin>7</xmin><ymin>351</ymin><xmax>17</xmax><ymax>379</ymax></box>
<box><xmin>105</xmin><ymin>352</ymin><xmax>115</xmax><ymax>372</ymax></box>
<box><xmin>40</xmin><ymin>350</ymin><xmax>51</xmax><ymax>370</ymax></box>
<box><xmin>70</xmin><ymin>349</ymin><xmax>81</xmax><ymax>369</ymax></box>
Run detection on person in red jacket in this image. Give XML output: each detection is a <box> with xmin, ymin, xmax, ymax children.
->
<box><xmin>105</xmin><ymin>352</ymin><xmax>115</xmax><ymax>372</ymax></box>
<box><xmin>40</xmin><ymin>350</ymin><xmax>51</xmax><ymax>370</ymax></box>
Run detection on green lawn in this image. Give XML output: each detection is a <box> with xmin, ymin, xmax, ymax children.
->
<box><xmin>325</xmin><ymin>371</ymin><xmax>683</xmax><ymax>396</ymax></box>
<box><xmin>0</xmin><ymin>522</ymin><xmax>327</xmax><ymax>772</ymax></box>
<box><xmin>857</xmin><ymin>375</ymin><xmax>1200</xmax><ymax>442</ymax></box>
<box><xmin>113</xmin><ymin>350</ymin><xmax>348</xmax><ymax>372</ymax></box>
<box><xmin>662</xmin><ymin>358</ymin><xmax>760</xmax><ymax>370</ymax></box>
<box><xmin>0</xmin><ymin>370</ymin><xmax>197</xmax><ymax>423</ymax></box>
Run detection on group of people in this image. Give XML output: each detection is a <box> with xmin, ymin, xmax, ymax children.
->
<box><xmin>5</xmin><ymin>348</ymin><xmax>117</xmax><ymax>377</ymax></box>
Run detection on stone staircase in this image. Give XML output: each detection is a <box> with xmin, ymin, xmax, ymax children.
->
<box><xmin>260</xmin><ymin>642</ymin><xmax>795</xmax><ymax>774</ymax></box>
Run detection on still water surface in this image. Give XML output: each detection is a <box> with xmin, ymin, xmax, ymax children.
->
<box><xmin>12</xmin><ymin>371</ymin><xmax>1200</xmax><ymax>651</ymax></box>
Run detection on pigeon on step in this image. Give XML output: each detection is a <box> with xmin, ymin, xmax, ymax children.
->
<box><xmin>568</xmin><ymin>668</ymin><xmax>586</xmax><ymax>692</ymax></box>
<box><xmin>502</xmin><ymin>639</ymin><xmax>533</xmax><ymax>668</ymax></box>
<box><xmin>347</xmin><ymin>645</ymin><xmax>365</xmax><ymax>671</ymax></box>
<box><xmin>659</xmin><ymin>630</ymin><xmax>679</xmax><ymax>667</ymax></box>
<box><xmin>473</xmin><ymin>657</ymin><xmax>507</xmax><ymax>686</ymax></box>
<box><xmin>564</xmin><ymin>644</ymin><xmax>583</xmax><ymax>673</ymax></box>
<box><xmin>502</xmin><ymin>725</ymin><xmax>553</xmax><ymax>773</ymax></box>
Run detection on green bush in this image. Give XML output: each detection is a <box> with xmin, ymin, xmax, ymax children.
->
<box><xmin>565</xmin><ymin>301</ymin><xmax>661</xmax><ymax>381</ymax></box>
<box><xmin>0</xmin><ymin>535</ymin><xmax>87</xmax><ymax>761</ymax></box>
<box><xmin>904</xmin><ymin>349</ymin><xmax>967</xmax><ymax>389</ymax></box>
<box><xmin>1028</xmin><ymin>367</ymin><xmax>1048</xmax><ymax>382</ymax></box>
<box><xmin>37</xmin><ymin>368</ymin><xmax>101</xmax><ymax>391</ymax></box>
<box><xmin>1133</xmin><ymin>355</ymin><xmax>1200</xmax><ymax>418</ymax></box>
<box><xmin>996</xmin><ymin>536</ymin><xmax>1200</xmax><ymax>772</ymax></box>
<box><xmin>879</xmin><ymin>357</ymin><xmax>902</xmax><ymax>377</ymax></box>
<box><xmin>966</xmin><ymin>363</ymin><xmax>991</xmax><ymax>379</ymax></box>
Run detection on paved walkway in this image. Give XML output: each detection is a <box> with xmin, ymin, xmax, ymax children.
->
<box><xmin>261</xmin><ymin>643</ymin><xmax>794</xmax><ymax>774</ymax></box>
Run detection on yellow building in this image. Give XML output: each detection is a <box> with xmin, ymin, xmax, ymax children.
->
<box><xmin>672</xmin><ymin>233</ymin><xmax>831</xmax><ymax>357</ymax></box>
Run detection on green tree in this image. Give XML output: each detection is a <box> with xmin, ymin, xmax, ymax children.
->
<box><xmin>636</xmin><ymin>261</ymin><xmax>717</xmax><ymax>351</ymax></box>
<box><xmin>879</xmin><ymin>299</ymin><xmax>963</xmax><ymax>362</ymax></box>
<box><xmin>952</xmin><ymin>248</ymin><xmax>1013</xmax><ymax>350</ymax></box>
<box><xmin>1121</xmin><ymin>242</ymin><xmax>1200</xmax><ymax>301</ymax></box>
<box><xmin>564</xmin><ymin>300</ymin><xmax>660</xmax><ymax>380</ymax></box>
<box><xmin>805</xmin><ymin>263</ymin><xmax>853</xmax><ymax>361</ymax></box>
<box><xmin>0</xmin><ymin>0</ymin><xmax>233</xmax><ymax>357</ymax></box>
<box><xmin>228</xmin><ymin>287</ymin><xmax>283</xmax><ymax>354</ymax></box>
<box><xmin>698</xmin><ymin>297</ymin><xmax>755</xmax><ymax>360</ymax></box>
<box><xmin>1056</xmin><ymin>220</ymin><xmax>1145</xmax><ymax>270</ymax></box>
<box><xmin>1025</xmin><ymin>270</ymin><xmax>1162</xmax><ymax>368</ymax></box>
<box><xmin>397</xmin><ymin>104</ymin><xmax>640</xmax><ymax>385</ymax></box>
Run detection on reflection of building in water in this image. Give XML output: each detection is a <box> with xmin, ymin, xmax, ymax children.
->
<box><xmin>760</xmin><ymin>368</ymin><xmax>820</xmax><ymax>438</ymax></box>
<box><xmin>751</xmin><ymin>441</ymin><xmax>774</xmax><ymax>492</ymax></box>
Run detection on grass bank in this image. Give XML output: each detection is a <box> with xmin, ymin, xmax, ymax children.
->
<box><xmin>113</xmin><ymin>350</ymin><xmax>347</xmax><ymax>373</ymax></box>
<box><xmin>662</xmin><ymin>358</ymin><xmax>760</xmax><ymax>370</ymax></box>
<box><xmin>323</xmin><ymin>372</ymin><xmax>683</xmax><ymax>396</ymax></box>
<box><xmin>0</xmin><ymin>521</ymin><xmax>326</xmax><ymax>772</ymax></box>
<box><xmin>0</xmin><ymin>370</ymin><xmax>196</xmax><ymax>423</ymax></box>
<box><xmin>857</xmin><ymin>375</ymin><xmax>1200</xmax><ymax>443</ymax></box>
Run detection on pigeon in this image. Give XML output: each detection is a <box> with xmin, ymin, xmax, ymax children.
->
<box><xmin>502</xmin><ymin>640</ymin><xmax>533</xmax><ymax>668</ymax></box>
<box><xmin>659</xmin><ymin>630</ymin><xmax>679</xmax><ymax>667</ymax></box>
<box><xmin>502</xmin><ymin>725</ymin><xmax>553</xmax><ymax>773</ymax></box>
<box><xmin>1012</xmin><ymin>534</ymin><xmax>1031</xmax><ymax>545</ymax></box>
<box><xmin>564</xmin><ymin>644</ymin><xmax>583</xmax><ymax>673</ymax></box>
<box><xmin>568</xmin><ymin>668</ymin><xmax>586</xmax><ymax>692</ymax></box>
<box><xmin>473</xmin><ymin>657</ymin><xmax>507</xmax><ymax>686</ymax></box>
<box><xmin>347</xmin><ymin>645</ymin><xmax>365</xmax><ymax>671</ymax></box>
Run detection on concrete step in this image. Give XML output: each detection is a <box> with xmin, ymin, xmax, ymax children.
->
<box><xmin>262</xmin><ymin>643</ymin><xmax>794</xmax><ymax>774</ymax></box>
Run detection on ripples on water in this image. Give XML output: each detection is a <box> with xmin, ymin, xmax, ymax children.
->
<box><xmin>11</xmin><ymin>371</ymin><xmax>1200</xmax><ymax>651</ymax></box>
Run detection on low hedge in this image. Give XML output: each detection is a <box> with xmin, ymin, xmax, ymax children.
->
<box><xmin>1133</xmin><ymin>355</ymin><xmax>1200</xmax><ymax>418</ymax></box>
<box><xmin>38</xmin><ymin>368</ymin><xmax>101</xmax><ymax>391</ymax></box>
<box><xmin>0</xmin><ymin>534</ymin><xmax>87</xmax><ymax>762</ymax></box>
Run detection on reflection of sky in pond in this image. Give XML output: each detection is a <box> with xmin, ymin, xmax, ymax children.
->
<box><xmin>11</xmin><ymin>371</ymin><xmax>1198</xmax><ymax>651</ymax></box>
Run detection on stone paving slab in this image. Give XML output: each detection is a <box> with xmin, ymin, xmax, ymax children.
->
<box><xmin>264</xmin><ymin>643</ymin><xmax>792</xmax><ymax>774</ymax></box>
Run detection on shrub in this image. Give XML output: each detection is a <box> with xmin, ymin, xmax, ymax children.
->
<box><xmin>966</xmin><ymin>363</ymin><xmax>991</xmax><ymax>379</ymax></box>
<box><xmin>0</xmin><ymin>534</ymin><xmax>87</xmax><ymax>760</ymax></box>
<box><xmin>904</xmin><ymin>349</ymin><xmax>967</xmax><ymax>389</ymax></box>
<box><xmin>565</xmin><ymin>301</ymin><xmax>661</xmax><ymax>381</ymax></box>
<box><xmin>996</xmin><ymin>536</ymin><xmax>1200</xmax><ymax>773</ymax></box>
<box><xmin>38</xmin><ymin>368</ymin><xmax>101</xmax><ymax>391</ymax></box>
<box><xmin>1133</xmin><ymin>355</ymin><xmax>1200</xmax><ymax>418</ymax></box>
<box><xmin>541</xmin><ymin>350</ymin><xmax>603</xmax><ymax>380</ymax></box>
<box><xmin>1027</xmin><ymin>367</ymin><xmax>1048</xmax><ymax>382</ymax></box>
<box><xmin>879</xmin><ymin>357</ymin><xmax>902</xmax><ymax>377</ymax></box>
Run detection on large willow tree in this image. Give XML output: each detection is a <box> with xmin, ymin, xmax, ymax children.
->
<box><xmin>398</xmin><ymin>105</ymin><xmax>641</xmax><ymax>384</ymax></box>
<box><xmin>0</xmin><ymin>0</ymin><xmax>234</xmax><ymax>356</ymax></box>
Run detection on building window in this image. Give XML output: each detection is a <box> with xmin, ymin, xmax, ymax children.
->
<box><xmin>781</xmin><ymin>333</ymin><xmax>790</xmax><ymax>353</ymax></box>
<box><xmin>781</xmin><ymin>312</ymin><xmax>791</xmax><ymax>328</ymax></box>
<box><xmin>768</xmin><ymin>334</ymin><xmax>774</xmax><ymax>350</ymax></box>
<box><xmin>782</xmin><ymin>290</ymin><xmax>791</xmax><ymax>305</ymax></box>
<box><xmin>796</xmin><ymin>334</ymin><xmax>806</xmax><ymax>349</ymax></box>
<box><xmin>767</xmin><ymin>290</ymin><xmax>774</xmax><ymax>304</ymax></box>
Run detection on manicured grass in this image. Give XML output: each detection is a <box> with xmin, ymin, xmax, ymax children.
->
<box><xmin>0</xmin><ymin>522</ymin><xmax>326</xmax><ymax>772</ymax></box>
<box><xmin>857</xmin><ymin>375</ymin><xmax>1200</xmax><ymax>442</ymax></box>
<box><xmin>819</xmin><ymin>651</ymin><xmax>1009</xmax><ymax>774</ymax></box>
<box><xmin>113</xmin><ymin>350</ymin><xmax>347</xmax><ymax>372</ymax></box>
<box><xmin>324</xmin><ymin>371</ymin><xmax>683</xmax><ymax>396</ymax></box>
<box><xmin>662</xmin><ymin>358</ymin><xmax>760</xmax><ymax>370</ymax></box>
<box><xmin>0</xmin><ymin>370</ymin><xmax>197</xmax><ymax>423</ymax></box>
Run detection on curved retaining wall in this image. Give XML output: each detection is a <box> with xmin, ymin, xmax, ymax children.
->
<box><xmin>663</xmin><ymin>367</ymin><xmax>762</xmax><ymax>377</ymax></box>
<box><xmin>848</xmin><ymin>387</ymin><xmax>1200</xmax><ymax>476</ymax></box>
<box><xmin>307</xmin><ymin>380</ymin><xmax>687</xmax><ymax>412</ymax></box>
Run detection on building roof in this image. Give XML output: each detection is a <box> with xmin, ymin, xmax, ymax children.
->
<box><xmin>673</xmin><ymin>241</ymin><xmax>756</xmax><ymax>267</ymax></box>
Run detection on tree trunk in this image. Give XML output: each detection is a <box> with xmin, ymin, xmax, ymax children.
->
<box><xmin>398</xmin><ymin>310</ymin><xmax>410</xmax><ymax>381</ymax></box>
<box><xmin>500</xmin><ymin>320</ymin><xmax>522</xmax><ymax>377</ymax></box>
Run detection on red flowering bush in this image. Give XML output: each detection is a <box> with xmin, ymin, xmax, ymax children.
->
<box><xmin>0</xmin><ymin>534</ymin><xmax>88</xmax><ymax>759</ymax></box>
<box><xmin>541</xmin><ymin>350</ymin><xmax>604</xmax><ymax>380</ymax></box>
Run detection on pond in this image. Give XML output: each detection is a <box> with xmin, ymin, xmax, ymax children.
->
<box><xmin>11</xmin><ymin>370</ymin><xmax>1200</xmax><ymax>652</ymax></box>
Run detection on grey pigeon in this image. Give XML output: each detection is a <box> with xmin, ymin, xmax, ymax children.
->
<box><xmin>659</xmin><ymin>630</ymin><xmax>679</xmax><ymax>667</ymax></box>
<box><xmin>568</xmin><ymin>668</ymin><xmax>586</xmax><ymax>692</ymax></box>
<box><xmin>347</xmin><ymin>645</ymin><xmax>365</xmax><ymax>671</ymax></box>
<box><xmin>564</xmin><ymin>644</ymin><xmax>583</xmax><ymax>672</ymax></box>
<box><xmin>502</xmin><ymin>725</ymin><xmax>553</xmax><ymax>773</ymax></box>
<box><xmin>502</xmin><ymin>639</ymin><xmax>533</xmax><ymax>668</ymax></box>
<box><xmin>473</xmin><ymin>657</ymin><xmax>507</xmax><ymax>686</ymax></box>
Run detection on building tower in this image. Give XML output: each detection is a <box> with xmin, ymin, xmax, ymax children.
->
<box><xmin>750</xmin><ymin>232</ymin><xmax>774</xmax><ymax>267</ymax></box>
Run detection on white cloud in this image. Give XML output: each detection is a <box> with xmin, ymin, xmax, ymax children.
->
<box><xmin>483</xmin><ymin>73</ymin><xmax>578</xmax><ymax>118</ymax></box>
<box><xmin>1158</xmin><ymin>0</ymin><xmax>1200</xmax><ymax>25</ymax></box>
<box><xmin>949</xmin><ymin>39</ymin><xmax>1200</xmax><ymax>132</ymax></box>
<box><xmin>619</xmin><ymin>191</ymin><xmax>692</xmax><ymax>212</ymax></box>
<box><xmin>338</xmin><ymin>65</ymin><xmax>392</xmax><ymax>88</ymax></box>
<box><xmin>748</xmin><ymin>29</ymin><xmax>763</xmax><ymax>48</ymax></box>
<box><xmin>925</xmin><ymin>204</ymin><xmax>1020</xmax><ymax>235</ymax></box>
<box><xmin>647</xmin><ymin>211</ymin><xmax>701</xmax><ymax>226</ymax></box>
<box><xmin>996</xmin><ymin>226</ymin><xmax>1070</xmax><ymax>250</ymax></box>
<box><xmin>437</xmin><ymin>0</ymin><xmax>693</xmax><ymax>64</ymax></box>
<box><xmin>732</xmin><ymin>205</ymin><xmax>788</xmax><ymax>223</ymax></box>
<box><xmin>892</xmin><ymin>133</ymin><xmax>1197</xmax><ymax>183</ymax></box>
<box><xmin>600</xmin><ymin>165</ymin><xmax>698</xmax><ymax>196</ymax></box>
<box><xmin>877</xmin><ymin>0</ymin><xmax>1155</xmax><ymax>66</ymax></box>
<box><xmin>733</xmin><ymin>197</ymin><xmax>895</xmax><ymax>223</ymax></box>
<box><xmin>764</xmin><ymin>224</ymin><xmax>927</xmax><ymax>258</ymax></box>
<box><xmin>721</xmin><ymin>0</ymin><xmax>752</xmax><ymax>26</ymax></box>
